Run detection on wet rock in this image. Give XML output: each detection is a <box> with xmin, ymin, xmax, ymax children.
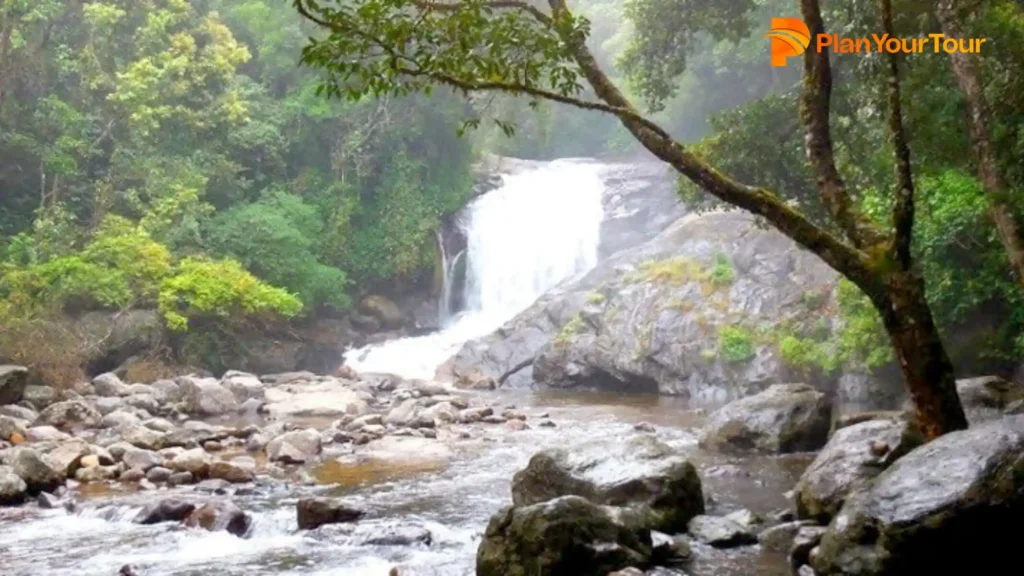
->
<box><xmin>168</xmin><ymin>471</ymin><xmax>195</xmax><ymax>486</ymax></box>
<box><xmin>169</xmin><ymin>448</ymin><xmax>211</xmax><ymax>477</ymax></box>
<box><xmin>93</xmin><ymin>373</ymin><xmax>130</xmax><ymax>397</ymax></box>
<box><xmin>266</xmin><ymin>429</ymin><xmax>322</xmax><ymax>464</ymax></box>
<box><xmin>699</xmin><ymin>384</ymin><xmax>831</xmax><ymax>454</ymax></box>
<box><xmin>687</xmin><ymin>515</ymin><xmax>757</xmax><ymax>548</ymax></box>
<box><xmin>134</xmin><ymin>498</ymin><xmax>197</xmax><ymax>524</ymax></box>
<box><xmin>511</xmin><ymin>435</ymin><xmax>703</xmax><ymax>532</ymax></box>
<box><xmin>0</xmin><ymin>365</ymin><xmax>29</xmax><ymax>405</ymax></box>
<box><xmin>119</xmin><ymin>424</ymin><xmax>165</xmax><ymax>450</ymax></box>
<box><xmin>363</xmin><ymin>436</ymin><xmax>452</xmax><ymax>464</ymax></box>
<box><xmin>196</xmin><ymin>478</ymin><xmax>231</xmax><ymax>494</ymax></box>
<box><xmin>38</xmin><ymin>399</ymin><xmax>102</xmax><ymax>430</ymax></box>
<box><xmin>360</xmin><ymin>294</ymin><xmax>404</xmax><ymax>329</ymax></box>
<box><xmin>409</xmin><ymin>414</ymin><xmax>436</xmax><ymax>429</ymax></box>
<box><xmin>0</xmin><ymin>464</ymin><xmax>28</xmax><ymax>505</ymax></box>
<box><xmin>649</xmin><ymin>531</ymin><xmax>692</xmax><ymax>565</ymax></box>
<box><xmin>105</xmin><ymin>441</ymin><xmax>134</xmax><ymax>461</ymax></box>
<box><xmin>384</xmin><ymin>399</ymin><xmax>418</xmax><ymax>426</ymax></box>
<box><xmin>146</xmin><ymin>466</ymin><xmax>173</xmax><ymax>483</ymax></box>
<box><xmin>633</xmin><ymin>422</ymin><xmax>656</xmax><ymax>433</ymax></box>
<box><xmin>794</xmin><ymin>417</ymin><xmax>923</xmax><ymax>523</ymax></box>
<box><xmin>790</xmin><ymin>525</ymin><xmax>826</xmax><ymax>571</ymax></box>
<box><xmin>957</xmin><ymin>375</ymin><xmax>1024</xmax><ymax>423</ymax></box>
<box><xmin>296</xmin><ymin>497</ymin><xmax>364</xmax><ymax>530</ymax></box>
<box><xmin>245</xmin><ymin>433</ymin><xmax>268</xmax><ymax>452</ymax></box>
<box><xmin>75</xmin><ymin>463</ymin><xmax>121</xmax><ymax>482</ymax></box>
<box><xmin>122</xmin><ymin>448</ymin><xmax>163</xmax><ymax>472</ymax></box>
<box><xmin>119</xmin><ymin>565</ymin><xmax>139</xmax><ymax>576</ymax></box>
<box><xmin>10</xmin><ymin>447</ymin><xmax>63</xmax><ymax>494</ymax></box>
<box><xmin>476</xmin><ymin>495</ymin><xmax>653</xmax><ymax>576</ymax></box>
<box><xmin>36</xmin><ymin>491</ymin><xmax>62</xmax><ymax>508</ymax></box>
<box><xmin>45</xmin><ymin>439</ymin><xmax>91</xmax><ymax>476</ymax></box>
<box><xmin>179</xmin><ymin>376</ymin><xmax>238</xmax><ymax>416</ymax></box>
<box><xmin>814</xmin><ymin>415</ymin><xmax>1024</xmax><ymax>575</ymax></box>
<box><xmin>459</xmin><ymin>406</ymin><xmax>493</xmax><ymax>423</ymax></box>
<box><xmin>120</xmin><ymin>468</ymin><xmax>145</xmax><ymax>482</ymax></box>
<box><xmin>724</xmin><ymin>508</ymin><xmax>762</xmax><ymax>530</ymax></box>
<box><xmin>506</xmin><ymin>419</ymin><xmax>529</xmax><ymax>431</ymax></box>
<box><xmin>184</xmin><ymin>500</ymin><xmax>252</xmax><ymax>537</ymax></box>
<box><xmin>360</xmin><ymin>424</ymin><xmax>386</xmax><ymax>436</ymax></box>
<box><xmin>758</xmin><ymin>520</ymin><xmax>816</xmax><ymax>553</ymax></box>
<box><xmin>238</xmin><ymin>398</ymin><xmax>263</xmax><ymax>413</ymax></box>
<box><xmin>209</xmin><ymin>459</ymin><xmax>255</xmax><ymax>483</ymax></box>
<box><xmin>538</xmin><ymin>420</ymin><xmax>557</xmax><ymax>428</ymax></box>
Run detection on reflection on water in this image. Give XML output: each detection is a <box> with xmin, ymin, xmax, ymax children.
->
<box><xmin>0</xmin><ymin>389</ymin><xmax>805</xmax><ymax>576</ymax></box>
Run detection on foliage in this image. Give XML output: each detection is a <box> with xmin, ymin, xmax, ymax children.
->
<box><xmin>554</xmin><ymin>314</ymin><xmax>586</xmax><ymax>348</ymax></box>
<box><xmin>708</xmin><ymin>253</ymin><xmax>735</xmax><ymax>287</ymax></box>
<box><xmin>718</xmin><ymin>326</ymin><xmax>755</xmax><ymax>364</ymax></box>
<box><xmin>158</xmin><ymin>258</ymin><xmax>302</xmax><ymax>332</ymax></box>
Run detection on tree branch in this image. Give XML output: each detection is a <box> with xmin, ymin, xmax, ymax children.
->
<box><xmin>798</xmin><ymin>0</ymin><xmax>883</xmax><ymax>249</ymax></box>
<box><xmin>879</xmin><ymin>0</ymin><xmax>915</xmax><ymax>269</ymax></box>
<box><xmin>414</xmin><ymin>1</ymin><xmax>552</xmax><ymax>24</ymax></box>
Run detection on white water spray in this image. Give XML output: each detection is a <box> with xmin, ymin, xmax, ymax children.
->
<box><xmin>344</xmin><ymin>160</ymin><xmax>605</xmax><ymax>379</ymax></box>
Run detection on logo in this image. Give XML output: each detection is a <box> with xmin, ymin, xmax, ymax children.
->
<box><xmin>765</xmin><ymin>18</ymin><xmax>811</xmax><ymax>67</ymax></box>
<box><xmin>766</xmin><ymin>17</ymin><xmax>988</xmax><ymax>67</ymax></box>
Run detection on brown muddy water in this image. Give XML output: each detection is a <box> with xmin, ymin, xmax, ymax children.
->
<box><xmin>0</xmin><ymin>389</ymin><xmax>808</xmax><ymax>576</ymax></box>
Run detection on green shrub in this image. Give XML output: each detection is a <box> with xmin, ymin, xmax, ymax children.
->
<box><xmin>158</xmin><ymin>257</ymin><xmax>302</xmax><ymax>331</ymax></box>
<box><xmin>708</xmin><ymin>253</ymin><xmax>736</xmax><ymax>287</ymax></box>
<box><xmin>718</xmin><ymin>326</ymin><xmax>755</xmax><ymax>363</ymax></box>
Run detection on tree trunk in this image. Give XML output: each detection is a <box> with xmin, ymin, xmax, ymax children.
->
<box><xmin>871</xmin><ymin>271</ymin><xmax>969</xmax><ymax>438</ymax></box>
<box><xmin>936</xmin><ymin>0</ymin><xmax>1024</xmax><ymax>291</ymax></box>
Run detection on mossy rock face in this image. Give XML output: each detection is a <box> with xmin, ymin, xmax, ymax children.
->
<box><xmin>476</xmin><ymin>496</ymin><xmax>653</xmax><ymax>576</ymax></box>
<box><xmin>511</xmin><ymin>435</ymin><xmax>704</xmax><ymax>533</ymax></box>
<box><xmin>812</xmin><ymin>415</ymin><xmax>1024</xmax><ymax>575</ymax></box>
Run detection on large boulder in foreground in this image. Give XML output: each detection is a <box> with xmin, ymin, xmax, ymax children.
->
<box><xmin>511</xmin><ymin>435</ymin><xmax>704</xmax><ymax>532</ymax></box>
<box><xmin>476</xmin><ymin>496</ymin><xmax>653</xmax><ymax>576</ymax></box>
<box><xmin>813</xmin><ymin>415</ymin><xmax>1024</xmax><ymax>575</ymax></box>
<box><xmin>794</xmin><ymin>417</ymin><xmax>923</xmax><ymax>523</ymax></box>
<box><xmin>699</xmin><ymin>383</ymin><xmax>831</xmax><ymax>454</ymax></box>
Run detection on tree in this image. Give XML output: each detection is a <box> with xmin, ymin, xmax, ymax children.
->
<box><xmin>294</xmin><ymin>0</ymin><xmax>969</xmax><ymax>437</ymax></box>
<box><xmin>935</xmin><ymin>0</ymin><xmax>1024</xmax><ymax>293</ymax></box>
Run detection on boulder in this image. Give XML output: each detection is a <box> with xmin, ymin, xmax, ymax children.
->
<box><xmin>178</xmin><ymin>376</ymin><xmax>237</xmax><ymax>416</ymax></box>
<box><xmin>102</xmin><ymin>409</ymin><xmax>140</xmax><ymax>429</ymax></box>
<box><xmin>794</xmin><ymin>417</ymin><xmax>923</xmax><ymax>523</ymax></box>
<box><xmin>146</xmin><ymin>466</ymin><xmax>173</xmax><ymax>483</ymax></box>
<box><xmin>296</xmin><ymin>497</ymin><xmax>363</xmax><ymax>530</ymax></box>
<box><xmin>0</xmin><ymin>404</ymin><xmax>38</xmax><ymax>422</ymax></box>
<box><xmin>686</xmin><ymin>515</ymin><xmax>756</xmax><ymax>548</ymax></box>
<box><xmin>262</xmin><ymin>379</ymin><xmax>367</xmax><ymax>418</ymax></box>
<box><xmin>38</xmin><ymin>399</ymin><xmax>102</xmax><ymax>430</ymax></box>
<box><xmin>45</xmin><ymin>439</ymin><xmax>91</xmax><ymax>477</ymax></box>
<box><xmin>208</xmin><ymin>459</ymin><xmax>255</xmax><ymax>483</ymax></box>
<box><xmin>266</xmin><ymin>429</ymin><xmax>321</xmax><ymax>464</ymax></box>
<box><xmin>9</xmin><ymin>447</ymin><xmax>64</xmax><ymax>494</ymax></box>
<box><xmin>758</xmin><ymin>520</ymin><xmax>817</xmax><ymax>553</ymax></box>
<box><xmin>813</xmin><ymin>415</ymin><xmax>1024</xmax><ymax>575</ymax></box>
<box><xmin>476</xmin><ymin>496</ymin><xmax>653</xmax><ymax>576</ymax></box>
<box><xmin>221</xmin><ymin>372</ymin><xmax>265</xmax><ymax>402</ymax></box>
<box><xmin>119</xmin><ymin>424</ymin><xmax>165</xmax><ymax>450</ymax></box>
<box><xmin>122</xmin><ymin>448</ymin><xmax>164</xmax><ymax>472</ymax></box>
<box><xmin>92</xmin><ymin>373</ymin><xmax>130</xmax><ymax>397</ymax></box>
<box><xmin>134</xmin><ymin>498</ymin><xmax>196</xmax><ymax>524</ymax></box>
<box><xmin>384</xmin><ymin>399</ymin><xmax>419</xmax><ymax>426</ymax></box>
<box><xmin>123</xmin><ymin>393</ymin><xmax>159</xmax><ymax>414</ymax></box>
<box><xmin>359</xmin><ymin>294</ymin><xmax>404</xmax><ymax>329</ymax></box>
<box><xmin>75</xmin><ymin>463</ymin><xmax>121</xmax><ymax>482</ymax></box>
<box><xmin>956</xmin><ymin>375</ymin><xmax>1024</xmax><ymax>423</ymax></box>
<box><xmin>183</xmin><ymin>500</ymin><xmax>252</xmax><ymax>537</ymax></box>
<box><xmin>21</xmin><ymin>385</ymin><xmax>55</xmax><ymax>409</ymax></box>
<box><xmin>169</xmin><ymin>448</ymin><xmax>211</xmax><ymax>477</ymax></box>
<box><xmin>151</xmin><ymin>380</ymin><xmax>183</xmax><ymax>403</ymax></box>
<box><xmin>0</xmin><ymin>365</ymin><xmax>28</xmax><ymax>405</ymax></box>
<box><xmin>699</xmin><ymin>383</ymin><xmax>831</xmax><ymax>454</ymax></box>
<box><xmin>0</xmin><ymin>465</ymin><xmax>28</xmax><ymax>505</ymax></box>
<box><xmin>511</xmin><ymin>435</ymin><xmax>703</xmax><ymax>532</ymax></box>
<box><xmin>1</xmin><ymin>415</ymin><xmax>29</xmax><ymax>442</ymax></box>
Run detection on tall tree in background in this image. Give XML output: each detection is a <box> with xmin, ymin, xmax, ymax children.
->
<box><xmin>294</xmin><ymin>0</ymin><xmax>969</xmax><ymax>437</ymax></box>
<box><xmin>935</xmin><ymin>0</ymin><xmax>1024</xmax><ymax>292</ymax></box>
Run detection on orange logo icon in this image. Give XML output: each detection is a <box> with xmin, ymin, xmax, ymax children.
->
<box><xmin>765</xmin><ymin>18</ymin><xmax>811</xmax><ymax>67</ymax></box>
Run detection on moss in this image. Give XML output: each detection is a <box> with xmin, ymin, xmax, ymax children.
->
<box><xmin>718</xmin><ymin>326</ymin><xmax>755</xmax><ymax>363</ymax></box>
<box><xmin>632</xmin><ymin>257</ymin><xmax>705</xmax><ymax>285</ymax></box>
<box><xmin>708</xmin><ymin>253</ymin><xmax>736</xmax><ymax>287</ymax></box>
<box><xmin>586</xmin><ymin>291</ymin><xmax>606</xmax><ymax>304</ymax></box>
<box><xmin>554</xmin><ymin>314</ymin><xmax>586</xmax><ymax>349</ymax></box>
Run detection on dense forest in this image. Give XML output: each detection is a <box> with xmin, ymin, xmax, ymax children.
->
<box><xmin>2</xmin><ymin>0</ymin><xmax>1023</xmax><ymax>400</ymax></box>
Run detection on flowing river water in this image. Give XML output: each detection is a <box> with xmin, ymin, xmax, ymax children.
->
<box><xmin>0</xmin><ymin>160</ymin><xmax>806</xmax><ymax>576</ymax></box>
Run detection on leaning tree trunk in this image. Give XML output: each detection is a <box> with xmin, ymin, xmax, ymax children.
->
<box><xmin>936</xmin><ymin>0</ymin><xmax>1024</xmax><ymax>291</ymax></box>
<box><xmin>870</xmin><ymin>271</ymin><xmax>969</xmax><ymax>438</ymax></box>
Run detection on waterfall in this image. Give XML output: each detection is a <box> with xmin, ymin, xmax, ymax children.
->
<box><xmin>344</xmin><ymin>159</ymin><xmax>605</xmax><ymax>380</ymax></box>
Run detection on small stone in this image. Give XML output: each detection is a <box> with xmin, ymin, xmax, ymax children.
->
<box><xmin>634</xmin><ymin>422</ymin><xmax>656</xmax><ymax>433</ymax></box>
<box><xmin>146</xmin><ymin>466</ymin><xmax>173</xmax><ymax>483</ymax></box>
<box><xmin>120</xmin><ymin>468</ymin><xmax>145</xmax><ymax>483</ymax></box>
<box><xmin>538</xmin><ymin>420</ymin><xmax>557</xmax><ymax>428</ymax></box>
<box><xmin>203</xmin><ymin>440</ymin><xmax>223</xmax><ymax>452</ymax></box>
<box><xmin>502</xmin><ymin>409</ymin><xmax>527</xmax><ymax>421</ymax></box>
<box><xmin>687</xmin><ymin>515</ymin><xmax>757</xmax><ymax>548</ymax></box>
<box><xmin>482</xmin><ymin>415</ymin><xmax>507</xmax><ymax>424</ymax></box>
<box><xmin>37</xmin><ymin>491</ymin><xmax>61</xmax><ymax>509</ymax></box>
<box><xmin>168</xmin><ymin>471</ymin><xmax>195</xmax><ymax>486</ymax></box>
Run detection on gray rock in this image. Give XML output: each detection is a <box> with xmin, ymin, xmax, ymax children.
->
<box><xmin>957</xmin><ymin>375</ymin><xmax>1024</xmax><ymax>424</ymax></box>
<box><xmin>146</xmin><ymin>466</ymin><xmax>173</xmax><ymax>483</ymax></box>
<box><xmin>359</xmin><ymin>294</ymin><xmax>404</xmax><ymax>329</ymax></box>
<box><xmin>790</xmin><ymin>525</ymin><xmax>826</xmax><ymax>571</ymax></box>
<box><xmin>151</xmin><ymin>380</ymin><xmax>182</xmax><ymax>403</ymax></box>
<box><xmin>687</xmin><ymin>515</ymin><xmax>757</xmax><ymax>548</ymax></box>
<box><xmin>102</xmin><ymin>410</ymin><xmax>141</xmax><ymax>429</ymax></box>
<box><xmin>119</xmin><ymin>468</ymin><xmax>145</xmax><ymax>482</ymax></box>
<box><xmin>221</xmin><ymin>372</ymin><xmax>265</xmax><ymax>402</ymax></box>
<box><xmin>44</xmin><ymin>439</ymin><xmax>91</xmax><ymax>476</ymax></box>
<box><xmin>477</xmin><ymin>496</ymin><xmax>654</xmax><ymax>576</ymax></box>
<box><xmin>10</xmin><ymin>447</ymin><xmax>63</xmax><ymax>494</ymax></box>
<box><xmin>346</xmin><ymin>413</ymin><xmax>383</xmax><ymax>430</ymax></box>
<box><xmin>794</xmin><ymin>417</ymin><xmax>923</xmax><ymax>522</ymax></box>
<box><xmin>758</xmin><ymin>520</ymin><xmax>816</xmax><ymax>553</ymax></box>
<box><xmin>266</xmin><ymin>429</ymin><xmax>321</xmax><ymax>464</ymax></box>
<box><xmin>169</xmin><ymin>448</ymin><xmax>210</xmax><ymax>477</ymax></box>
<box><xmin>38</xmin><ymin>400</ymin><xmax>102</xmax><ymax>430</ymax></box>
<box><xmin>0</xmin><ymin>404</ymin><xmax>38</xmax><ymax>422</ymax></box>
<box><xmin>178</xmin><ymin>376</ymin><xmax>237</xmax><ymax>416</ymax></box>
<box><xmin>296</xmin><ymin>497</ymin><xmax>363</xmax><ymax>529</ymax></box>
<box><xmin>142</xmin><ymin>418</ymin><xmax>176</xmax><ymax>433</ymax></box>
<box><xmin>459</xmin><ymin>406</ymin><xmax>493</xmax><ymax>423</ymax></box>
<box><xmin>93</xmin><ymin>373</ymin><xmax>130</xmax><ymax>397</ymax></box>
<box><xmin>511</xmin><ymin>435</ymin><xmax>703</xmax><ymax>533</ymax></box>
<box><xmin>94</xmin><ymin>396</ymin><xmax>124</xmax><ymax>415</ymax></box>
<box><xmin>36</xmin><ymin>491</ymin><xmax>62</xmax><ymax>508</ymax></box>
<box><xmin>195</xmin><ymin>478</ymin><xmax>231</xmax><ymax>494</ymax></box>
<box><xmin>184</xmin><ymin>500</ymin><xmax>252</xmax><ymax>537</ymax></box>
<box><xmin>124</xmin><ymin>394</ymin><xmax>159</xmax><ymax>414</ymax></box>
<box><xmin>814</xmin><ymin>416</ymin><xmax>1024</xmax><ymax>575</ymax></box>
<box><xmin>119</xmin><ymin>424</ymin><xmax>165</xmax><ymax>450</ymax></box>
<box><xmin>0</xmin><ymin>464</ymin><xmax>28</xmax><ymax>505</ymax></box>
<box><xmin>134</xmin><ymin>498</ymin><xmax>196</xmax><ymax>524</ymax></box>
<box><xmin>1</xmin><ymin>415</ymin><xmax>29</xmax><ymax>441</ymax></box>
<box><xmin>384</xmin><ymin>399</ymin><xmax>418</xmax><ymax>426</ymax></box>
<box><xmin>21</xmin><ymin>385</ymin><xmax>55</xmax><ymax>410</ymax></box>
<box><xmin>699</xmin><ymin>384</ymin><xmax>831</xmax><ymax>454</ymax></box>
<box><xmin>122</xmin><ymin>448</ymin><xmax>164</xmax><ymax>472</ymax></box>
<box><xmin>168</xmin><ymin>471</ymin><xmax>195</xmax><ymax>486</ymax></box>
<box><xmin>75</xmin><ymin>463</ymin><xmax>121</xmax><ymax>482</ymax></box>
<box><xmin>0</xmin><ymin>366</ymin><xmax>29</xmax><ymax>405</ymax></box>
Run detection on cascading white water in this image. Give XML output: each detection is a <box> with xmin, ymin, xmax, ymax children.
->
<box><xmin>344</xmin><ymin>159</ymin><xmax>605</xmax><ymax>379</ymax></box>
